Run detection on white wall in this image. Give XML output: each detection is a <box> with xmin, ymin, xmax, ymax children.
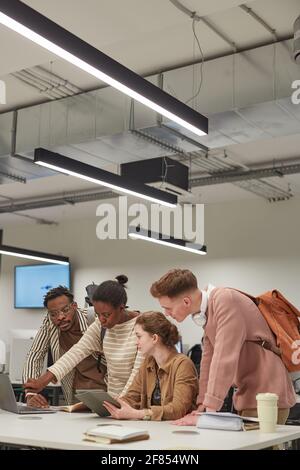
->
<box><xmin>1</xmin><ymin>196</ymin><xmax>300</xmax><ymax>356</ymax></box>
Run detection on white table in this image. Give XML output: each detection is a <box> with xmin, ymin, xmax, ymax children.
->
<box><xmin>0</xmin><ymin>409</ymin><xmax>300</xmax><ymax>450</ymax></box>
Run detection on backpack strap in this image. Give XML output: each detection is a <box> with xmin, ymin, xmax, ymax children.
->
<box><xmin>248</xmin><ymin>339</ymin><xmax>281</xmax><ymax>357</ymax></box>
<box><xmin>231</xmin><ymin>289</ymin><xmax>282</xmax><ymax>358</ymax></box>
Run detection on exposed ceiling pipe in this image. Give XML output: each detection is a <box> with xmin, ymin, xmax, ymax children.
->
<box><xmin>29</xmin><ymin>69</ymin><xmax>77</xmax><ymax>97</ymax></box>
<box><xmin>0</xmin><ymin>189</ymin><xmax>116</xmax><ymax>214</ymax></box>
<box><xmin>12</xmin><ymin>72</ymin><xmax>62</xmax><ymax>100</ymax></box>
<box><xmin>18</xmin><ymin>70</ymin><xmax>68</xmax><ymax>98</ymax></box>
<box><xmin>239</xmin><ymin>4</ymin><xmax>277</xmax><ymax>41</ymax></box>
<box><xmin>23</xmin><ymin>68</ymin><xmax>72</xmax><ymax>97</ymax></box>
<box><xmin>18</xmin><ymin>66</ymin><xmax>93</xmax><ymax>107</ymax></box>
<box><xmin>0</xmin><ymin>195</ymin><xmax>56</xmax><ymax>224</ymax></box>
<box><xmin>11</xmin><ymin>72</ymin><xmax>51</xmax><ymax>98</ymax></box>
<box><xmin>32</xmin><ymin>66</ymin><xmax>82</xmax><ymax>95</ymax></box>
<box><xmin>238</xmin><ymin>4</ymin><xmax>286</xmax><ymax>103</ymax></box>
<box><xmin>169</xmin><ymin>0</ymin><xmax>237</xmax><ymax>51</ymax></box>
<box><xmin>11</xmin><ymin>212</ymin><xmax>58</xmax><ymax>224</ymax></box>
<box><xmin>3</xmin><ymin>33</ymin><xmax>293</xmax><ymax>116</ymax></box>
<box><xmin>12</xmin><ymin>65</ymin><xmax>82</xmax><ymax>100</ymax></box>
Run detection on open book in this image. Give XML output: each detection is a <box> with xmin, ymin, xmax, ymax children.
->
<box><xmin>83</xmin><ymin>424</ymin><xmax>150</xmax><ymax>444</ymax></box>
<box><xmin>196</xmin><ymin>412</ymin><xmax>259</xmax><ymax>431</ymax></box>
<box><xmin>51</xmin><ymin>402</ymin><xmax>90</xmax><ymax>413</ymax></box>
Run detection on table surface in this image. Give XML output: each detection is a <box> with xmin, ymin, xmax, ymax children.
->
<box><xmin>1</xmin><ymin>409</ymin><xmax>300</xmax><ymax>450</ymax></box>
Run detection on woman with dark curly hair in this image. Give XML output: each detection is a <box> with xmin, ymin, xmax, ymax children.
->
<box><xmin>25</xmin><ymin>275</ymin><xmax>144</xmax><ymax>399</ymax></box>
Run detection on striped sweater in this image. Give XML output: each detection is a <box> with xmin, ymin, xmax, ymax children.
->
<box><xmin>22</xmin><ymin>309</ymin><xmax>100</xmax><ymax>404</ymax></box>
<box><xmin>48</xmin><ymin>317</ymin><xmax>144</xmax><ymax>397</ymax></box>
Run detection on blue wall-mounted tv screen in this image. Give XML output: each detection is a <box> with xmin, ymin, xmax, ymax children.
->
<box><xmin>14</xmin><ymin>263</ymin><xmax>71</xmax><ymax>308</ymax></box>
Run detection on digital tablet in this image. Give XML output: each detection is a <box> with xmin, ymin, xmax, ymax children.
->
<box><xmin>75</xmin><ymin>389</ymin><xmax>121</xmax><ymax>417</ymax></box>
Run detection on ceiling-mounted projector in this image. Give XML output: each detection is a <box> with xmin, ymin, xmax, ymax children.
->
<box><xmin>121</xmin><ymin>157</ymin><xmax>190</xmax><ymax>197</ymax></box>
<box><xmin>294</xmin><ymin>16</ymin><xmax>300</xmax><ymax>63</ymax></box>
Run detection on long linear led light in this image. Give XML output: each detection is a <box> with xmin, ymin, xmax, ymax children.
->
<box><xmin>34</xmin><ymin>148</ymin><xmax>177</xmax><ymax>207</ymax></box>
<box><xmin>128</xmin><ymin>226</ymin><xmax>207</xmax><ymax>255</ymax></box>
<box><xmin>0</xmin><ymin>245</ymin><xmax>69</xmax><ymax>265</ymax></box>
<box><xmin>0</xmin><ymin>0</ymin><xmax>208</xmax><ymax>138</ymax></box>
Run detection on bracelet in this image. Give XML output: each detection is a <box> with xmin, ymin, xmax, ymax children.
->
<box><xmin>142</xmin><ymin>408</ymin><xmax>152</xmax><ymax>421</ymax></box>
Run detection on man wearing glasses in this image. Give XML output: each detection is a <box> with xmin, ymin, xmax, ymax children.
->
<box><xmin>23</xmin><ymin>285</ymin><xmax>106</xmax><ymax>408</ymax></box>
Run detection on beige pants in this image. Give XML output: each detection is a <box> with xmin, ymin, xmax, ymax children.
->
<box><xmin>239</xmin><ymin>408</ymin><xmax>289</xmax><ymax>425</ymax></box>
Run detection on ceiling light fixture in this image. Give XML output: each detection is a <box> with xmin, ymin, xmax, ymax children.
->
<box><xmin>128</xmin><ymin>226</ymin><xmax>207</xmax><ymax>255</ymax></box>
<box><xmin>0</xmin><ymin>244</ymin><xmax>69</xmax><ymax>265</ymax></box>
<box><xmin>0</xmin><ymin>0</ymin><xmax>208</xmax><ymax>138</ymax></box>
<box><xmin>34</xmin><ymin>148</ymin><xmax>177</xmax><ymax>207</ymax></box>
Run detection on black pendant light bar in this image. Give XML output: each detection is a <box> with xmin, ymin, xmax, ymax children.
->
<box><xmin>34</xmin><ymin>148</ymin><xmax>178</xmax><ymax>207</ymax></box>
<box><xmin>128</xmin><ymin>226</ymin><xmax>207</xmax><ymax>255</ymax></box>
<box><xmin>0</xmin><ymin>0</ymin><xmax>208</xmax><ymax>138</ymax></box>
<box><xmin>0</xmin><ymin>244</ymin><xmax>69</xmax><ymax>265</ymax></box>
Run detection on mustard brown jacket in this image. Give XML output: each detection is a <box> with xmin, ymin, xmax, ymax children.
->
<box><xmin>123</xmin><ymin>350</ymin><xmax>198</xmax><ymax>420</ymax></box>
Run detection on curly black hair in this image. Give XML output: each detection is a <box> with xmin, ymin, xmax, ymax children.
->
<box><xmin>43</xmin><ymin>285</ymin><xmax>74</xmax><ymax>308</ymax></box>
<box><xmin>92</xmin><ymin>275</ymin><xmax>128</xmax><ymax>308</ymax></box>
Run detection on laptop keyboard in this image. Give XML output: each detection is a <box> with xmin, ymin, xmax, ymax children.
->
<box><xmin>17</xmin><ymin>404</ymin><xmax>45</xmax><ymax>412</ymax></box>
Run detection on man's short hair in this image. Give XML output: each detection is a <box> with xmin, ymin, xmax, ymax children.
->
<box><xmin>43</xmin><ymin>285</ymin><xmax>74</xmax><ymax>308</ymax></box>
<box><xmin>150</xmin><ymin>269</ymin><xmax>198</xmax><ymax>298</ymax></box>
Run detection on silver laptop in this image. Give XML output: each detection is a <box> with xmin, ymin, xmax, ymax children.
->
<box><xmin>0</xmin><ymin>374</ymin><xmax>56</xmax><ymax>414</ymax></box>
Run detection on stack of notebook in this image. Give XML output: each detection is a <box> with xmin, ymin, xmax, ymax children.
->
<box><xmin>83</xmin><ymin>424</ymin><xmax>150</xmax><ymax>444</ymax></box>
<box><xmin>196</xmin><ymin>412</ymin><xmax>259</xmax><ymax>431</ymax></box>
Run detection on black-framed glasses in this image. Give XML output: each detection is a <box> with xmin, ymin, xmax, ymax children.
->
<box><xmin>48</xmin><ymin>303</ymin><xmax>74</xmax><ymax>319</ymax></box>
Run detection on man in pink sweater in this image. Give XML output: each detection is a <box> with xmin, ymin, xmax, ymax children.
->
<box><xmin>150</xmin><ymin>269</ymin><xmax>296</xmax><ymax>425</ymax></box>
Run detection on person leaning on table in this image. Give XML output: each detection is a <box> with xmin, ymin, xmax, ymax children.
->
<box><xmin>103</xmin><ymin>311</ymin><xmax>198</xmax><ymax>421</ymax></box>
<box><xmin>24</xmin><ymin>275</ymin><xmax>144</xmax><ymax>398</ymax></box>
<box><xmin>23</xmin><ymin>285</ymin><xmax>106</xmax><ymax>408</ymax></box>
<box><xmin>150</xmin><ymin>269</ymin><xmax>296</xmax><ymax>426</ymax></box>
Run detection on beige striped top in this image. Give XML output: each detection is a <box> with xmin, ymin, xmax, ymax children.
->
<box><xmin>48</xmin><ymin>316</ymin><xmax>144</xmax><ymax>397</ymax></box>
<box><xmin>22</xmin><ymin>309</ymin><xmax>101</xmax><ymax>405</ymax></box>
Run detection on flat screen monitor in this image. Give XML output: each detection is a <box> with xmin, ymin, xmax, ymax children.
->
<box><xmin>14</xmin><ymin>263</ymin><xmax>70</xmax><ymax>309</ymax></box>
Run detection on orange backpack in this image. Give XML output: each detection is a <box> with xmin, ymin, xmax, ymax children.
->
<box><xmin>241</xmin><ymin>290</ymin><xmax>300</xmax><ymax>372</ymax></box>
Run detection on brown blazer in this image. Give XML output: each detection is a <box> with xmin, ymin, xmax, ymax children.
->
<box><xmin>123</xmin><ymin>350</ymin><xmax>198</xmax><ymax>420</ymax></box>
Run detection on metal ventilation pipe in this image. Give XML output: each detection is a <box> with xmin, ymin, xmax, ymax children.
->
<box><xmin>294</xmin><ymin>16</ymin><xmax>300</xmax><ymax>63</ymax></box>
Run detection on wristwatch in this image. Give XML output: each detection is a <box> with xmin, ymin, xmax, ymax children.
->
<box><xmin>142</xmin><ymin>409</ymin><xmax>152</xmax><ymax>420</ymax></box>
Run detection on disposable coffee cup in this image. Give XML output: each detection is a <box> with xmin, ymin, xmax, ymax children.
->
<box><xmin>256</xmin><ymin>393</ymin><xmax>278</xmax><ymax>433</ymax></box>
